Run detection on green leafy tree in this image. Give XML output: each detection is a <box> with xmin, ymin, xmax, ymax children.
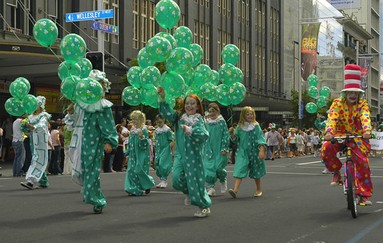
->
<box><xmin>290</xmin><ymin>89</ymin><xmax>332</xmax><ymax>129</ymax></box>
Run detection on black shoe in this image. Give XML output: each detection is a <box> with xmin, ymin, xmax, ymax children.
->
<box><xmin>20</xmin><ymin>182</ymin><xmax>34</xmax><ymax>190</ymax></box>
<box><xmin>145</xmin><ymin>189</ymin><xmax>151</xmax><ymax>195</ymax></box>
<box><xmin>93</xmin><ymin>206</ymin><xmax>103</xmax><ymax>214</ymax></box>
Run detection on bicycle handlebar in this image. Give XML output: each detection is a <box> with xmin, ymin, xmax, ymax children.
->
<box><xmin>330</xmin><ymin>135</ymin><xmax>363</xmax><ymax>144</ymax></box>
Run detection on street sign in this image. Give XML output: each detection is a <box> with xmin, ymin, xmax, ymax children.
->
<box><xmin>65</xmin><ymin>9</ymin><xmax>114</xmax><ymax>23</ymax></box>
<box><xmin>91</xmin><ymin>21</ymin><xmax>119</xmax><ymax>35</ymax></box>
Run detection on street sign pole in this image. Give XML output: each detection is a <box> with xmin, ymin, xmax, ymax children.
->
<box><xmin>97</xmin><ymin>0</ymin><xmax>104</xmax><ymax>72</ymax></box>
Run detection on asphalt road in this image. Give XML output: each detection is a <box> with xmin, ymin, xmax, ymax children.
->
<box><xmin>1</xmin><ymin>155</ymin><xmax>382</xmax><ymax>243</ymax></box>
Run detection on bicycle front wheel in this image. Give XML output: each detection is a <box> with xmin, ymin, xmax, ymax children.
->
<box><xmin>346</xmin><ymin>163</ymin><xmax>358</xmax><ymax>218</ymax></box>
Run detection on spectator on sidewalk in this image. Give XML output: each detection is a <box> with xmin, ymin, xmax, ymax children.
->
<box><xmin>12</xmin><ymin>116</ymin><xmax>25</xmax><ymax>177</ymax></box>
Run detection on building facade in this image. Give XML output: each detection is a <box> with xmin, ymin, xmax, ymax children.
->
<box><xmin>0</xmin><ymin>0</ymin><xmax>380</xmax><ymax>125</ymax></box>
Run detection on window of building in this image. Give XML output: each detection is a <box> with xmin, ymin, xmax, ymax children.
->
<box><xmin>133</xmin><ymin>0</ymin><xmax>139</xmax><ymax>49</ymax></box>
<box><xmin>217</xmin><ymin>30</ymin><xmax>231</xmax><ymax>67</ymax></box>
<box><xmin>5</xmin><ymin>0</ymin><xmax>18</xmax><ymax>29</ymax></box>
<box><xmin>194</xmin><ymin>20</ymin><xmax>210</xmax><ymax>65</ymax></box>
<box><xmin>111</xmin><ymin>0</ymin><xmax>119</xmax><ymax>44</ymax></box>
<box><xmin>140</xmin><ymin>0</ymin><xmax>148</xmax><ymax>49</ymax></box>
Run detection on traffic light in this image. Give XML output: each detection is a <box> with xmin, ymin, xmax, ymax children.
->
<box><xmin>86</xmin><ymin>51</ymin><xmax>104</xmax><ymax>71</ymax></box>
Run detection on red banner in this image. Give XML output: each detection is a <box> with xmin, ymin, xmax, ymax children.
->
<box><xmin>301</xmin><ymin>23</ymin><xmax>321</xmax><ymax>81</ymax></box>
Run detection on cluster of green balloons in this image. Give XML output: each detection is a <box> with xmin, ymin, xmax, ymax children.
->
<box><xmin>5</xmin><ymin>77</ymin><xmax>39</xmax><ymax>116</ymax></box>
<box><xmin>33</xmin><ymin>18</ymin><xmax>103</xmax><ymax>105</ymax></box>
<box><xmin>305</xmin><ymin>74</ymin><xmax>331</xmax><ymax>114</ymax></box>
<box><xmin>123</xmin><ymin>0</ymin><xmax>246</xmax><ymax>108</ymax></box>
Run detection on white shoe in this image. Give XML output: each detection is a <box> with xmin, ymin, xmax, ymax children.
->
<box><xmin>194</xmin><ymin>208</ymin><xmax>211</xmax><ymax>218</ymax></box>
<box><xmin>220</xmin><ymin>181</ymin><xmax>227</xmax><ymax>194</ymax></box>
<box><xmin>322</xmin><ymin>168</ymin><xmax>329</xmax><ymax>174</ymax></box>
<box><xmin>161</xmin><ymin>180</ymin><xmax>168</xmax><ymax>188</ymax></box>
<box><xmin>207</xmin><ymin>187</ymin><xmax>216</xmax><ymax>197</ymax></box>
<box><xmin>184</xmin><ymin>195</ymin><xmax>191</xmax><ymax>206</ymax></box>
<box><xmin>156</xmin><ymin>181</ymin><xmax>163</xmax><ymax>188</ymax></box>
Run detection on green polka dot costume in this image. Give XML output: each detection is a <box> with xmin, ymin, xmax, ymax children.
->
<box><xmin>124</xmin><ymin>126</ymin><xmax>155</xmax><ymax>195</ymax></box>
<box><xmin>159</xmin><ymin>102</ymin><xmax>211</xmax><ymax>209</ymax></box>
<box><xmin>231</xmin><ymin>122</ymin><xmax>267</xmax><ymax>179</ymax></box>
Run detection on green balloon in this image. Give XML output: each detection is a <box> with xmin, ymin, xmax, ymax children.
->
<box><xmin>166</xmin><ymin>47</ymin><xmax>194</xmax><ymax>74</ymax></box>
<box><xmin>181</xmin><ymin>68</ymin><xmax>195</xmax><ymax>87</ymax></box>
<box><xmin>210</xmin><ymin>70</ymin><xmax>220</xmax><ymax>86</ymax></box>
<box><xmin>319</xmin><ymin>86</ymin><xmax>331</xmax><ymax>98</ymax></box>
<box><xmin>308</xmin><ymin>74</ymin><xmax>319</xmax><ymax>87</ymax></box>
<box><xmin>308</xmin><ymin>86</ymin><xmax>319</xmax><ymax>99</ymax></box>
<box><xmin>122</xmin><ymin>86</ymin><xmax>142</xmax><ymax>106</ymax></box>
<box><xmin>305</xmin><ymin>102</ymin><xmax>318</xmax><ymax>114</ymax></box>
<box><xmin>155</xmin><ymin>0</ymin><xmax>181</xmax><ymax>29</ymax></box>
<box><xmin>316</xmin><ymin>95</ymin><xmax>327</xmax><ymax>108</ymax></box>
<box><xmin>160</xmin><ymin>72</ymin><xmax>185</xmax><ymax>98</ymax></box>
<box><xmin>58</xmin><ymin>61</ymin><xmax>81</xmax><ymax>81</ymax></box>
<box><xmin>4</xmin><ymin>98</ymin><xmax>24</xmax><ymax>116</ymax></box>
<box><xmin>216</xmin><ymin>84</ymin><xmax>231</xmax><ymax>106</ymax></box>
<box><xmin>188</xmin><ymin>43</ymin><xmax>203</xmax><ymax>66</ymax></box>
<box><xmin>146</xmin><ymin>36</ymin><xmax>172</xmax><ymax>62</ymax></box>
<box><xmin>127</xmin><ymin>66</ymin><xmax>142</xmax><ymax>88</ymax></box>
<box><xmin>193</xmin><ymin>64</ymin><xmax>212</xmax><ymax>88</ymax></box>
<box><xmin>141</xmin><ymin>66</ymin><xmax>161</xmax><ymax>89</ymax></box>
<box><xmin>22</xmin><ymin>94</ymin><xmax>38</xmax><ymax>114</ymax></box>
<box><xmin>200</xmin><ymin>82</ymin><xmax>216</xmax><ymax>101</ymax></box>
<box><xmin>76</xmin><ymin>77</ymin><xmax>103</xmax><ymax>104</ymax></box>
<box><xmin>9</xmin><ymin>80</ymin><xmax>29</xmax><ymax>100</ymax></box>
<box><xmin>60</xmin><ymin>34</ymin><xmax>87</xmax><ymax>63</ymax></box>
<box><xmin>61</xmin><ymin>76</ymin><xmax>80</xmax><ymax>102</ymax></box>
<box><xmin>142</xmin><ymin>85</ymin><xmax>159</xmax><ymax>108</ymax></box>
<box><xmin>78</xmin><ymin>58</ymin><xmax>93</xmax><ymax>78</ymax></box>
<box><xmin>222</xmin><ymin>44</ymin><xmax>240</xmax><ymax>65</ymax></box>
<box><xmin>229</xmin><ymin>82</ymin><xmax>246</xmax><ymax>105</ymax></box>
<box><xmin>138</xmin><ymin>48</ymin><xmax>155</xmax><ymax>68</ymax></box>
<box><xmin>33</xmin><ymin>18</ymin><xmax>58</xmax><ymax>47</ymax></box>
<box><xmin>155</xmin><ymin>32</ymin><xmax>177</xmax><ymax>48</ymax></box>
<box><xmin>219</xmin><ymin>63</ymin><xmax>238</xmax><ymax>86</ymax></box>
<box><xmin>173</xmin><ymin>26</ymin><xmax>193</xmax><ymax>48</ymax></box>
<box><xmin>14</xmin><ymin>77</ymin><xmax>30</xmax><ymax>91</ymax></box>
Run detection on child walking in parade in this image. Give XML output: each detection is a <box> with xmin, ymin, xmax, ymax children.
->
<box><xmin>124</xmin><ymin>110</ymin><xmax>155</xmax><ymax>196</ymax></box>
<box><xmin>158</xmin><ymin>87</ymin><xmax>211</xmax><ymax>218</ymax></box>
<box><xmin>64</xmin><ymin>70</ymin><xmax>118</xmax><ymax>213</ymax></box>
<box><xmin>154</xmin><ymin>114</ymin><xmax>174</xmax><ymax>189</ymax></box>
<box><xmin>228</xmin><ymin>106</ymin><xmax>267</xmax><ymax>198</ymax></box>
<box><xmin>20</xmin><ymin>96</ymin><xmax>53</xmax><ymax>189</ymax></box>
<box><xmin>203</xmin><ymin>103</ymin><xmax>229</xmax><ymax>196</ymax></box>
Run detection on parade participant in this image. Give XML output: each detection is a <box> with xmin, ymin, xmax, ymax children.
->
<box><xmin>64</xmin><ymin>70</ymin><xmax>118</xmax><ymax>213</ymax></box>
<box><xmin>154</xmin><ymin>114</ymin><xmax>174</xmax><ymax>189</ymax></box>
<box><xmin>124</xmin><ymin>110</ymin><xmax>155</xmax><ymax>195</ymax></box>
<box><xmin>20</xmin><ymin>96</ymin><xmax>53</xmax><ymax>189</ymax></box>
<box><xmin>228</xmin><ymin>106</ymin><xmax>266</xmax><ymax>198</ymax></box>
<box><xmin>158</xmin><ymin>87</ymin><xmax>211</xmax><ymax>218</ymax></box>
<box><xmin>203</xmin><ymin>103</ymin><xmax>229</xmax><ymax>196</ymax></box>
<box><xmin>321</xmin><ymin>64</ymin><xmax>373</xmax><ymax>206</ymax></box>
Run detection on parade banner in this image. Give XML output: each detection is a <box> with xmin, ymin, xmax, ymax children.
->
<box><xmin>370</xmin><ymin>131</ymin><xmax>383</xmax><ymax>150</ymax></box>
<box><xmin>301</xmin><ymin>23</ymin><xmax>321</xmax><ymax>81</ymax></box>
<box><xmin>358</xmin><ymin>56</ymin><xmax>372</xmax><ymax>91</ymax></box>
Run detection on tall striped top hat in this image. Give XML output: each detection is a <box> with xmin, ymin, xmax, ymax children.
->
<box><xmin>341</xmin><ymin>64</ymin><xmax>364</xmax><ymax>92</ymax></box>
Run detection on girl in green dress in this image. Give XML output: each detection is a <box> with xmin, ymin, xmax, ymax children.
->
<box><xmin>124</xmin><ymin>110</ymin><xmax>155</xmax><ymax>195</ymax></box>
<box><xmin>228</xmin><ymin>106</ymin><xmax>267</xmax><ymax>198</ymax></box>
<box><xmin>158</xmin><ymin>87</ymin><xmax>211</xmax><ymax>218</ymax></box>
<box><xmin>203</xmin><ymin>103</ymin><xmax>229</xmax><ymax>196</ymax></box>
<box><xmin>154</xmin><ymin>114</ymin><xmax>174</xmax><ymax>188</ymax></box>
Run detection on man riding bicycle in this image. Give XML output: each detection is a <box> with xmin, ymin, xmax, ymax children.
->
<box><xmin>321</xmin><ymin>64</ymin><xmax>373</xmax><ymax>206</ymax></box>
